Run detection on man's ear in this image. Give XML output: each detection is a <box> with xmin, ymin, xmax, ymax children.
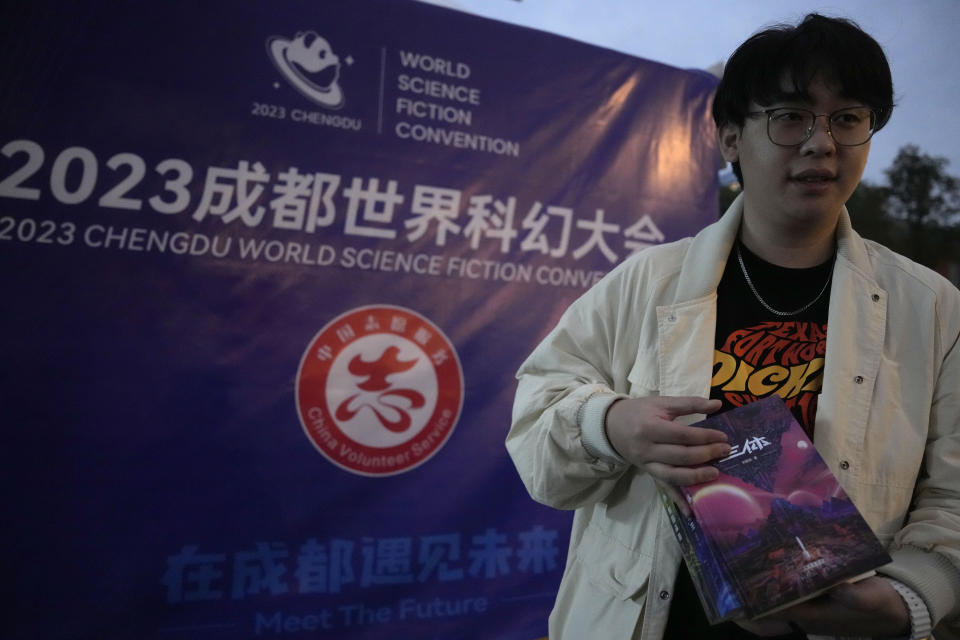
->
<box><xmin>718</xmin><ymin>123</ymin><xmax>741</xmax><ymax>163</ymax></box>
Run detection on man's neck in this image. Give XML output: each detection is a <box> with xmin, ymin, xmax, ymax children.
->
<box><xmin>739</xmin><ymin>214</ymin><xmax>838</xmax><ymax>268</ymax></box>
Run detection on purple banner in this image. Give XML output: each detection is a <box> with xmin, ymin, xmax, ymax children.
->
<box><xmin>0</xmin><ymin>1</ymin><xmax>720</xmax><ymax>638</ymax></box>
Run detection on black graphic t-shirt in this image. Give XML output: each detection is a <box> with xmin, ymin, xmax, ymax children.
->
<box><xmin>665</xmin><ymin>241</ymin><xmax>833</xmax><ymax>637</ymax></box>
<box><xmin>710</xmin><ymin>244</ymin><xmax>833</xmax><ymax>439</ymax></box>
<box><xmin>710</xmin><ymin>241</ymin><xmax>833</xmax><ymax>437</ymax></box>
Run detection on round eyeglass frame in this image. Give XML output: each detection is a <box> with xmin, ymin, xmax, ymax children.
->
<box><xmin>746</xmin><ymin>107</ymin><xmax>878</xmax><ymax>147</ymax></box>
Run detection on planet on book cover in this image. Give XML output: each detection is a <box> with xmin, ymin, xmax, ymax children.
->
<box><xmin>682</xmin><ymin>395</ymin><xmax>892</xmax><ymax>619</ymax></box>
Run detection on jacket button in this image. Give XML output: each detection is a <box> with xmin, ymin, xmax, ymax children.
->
<box><xmin>659</xmin><ymin>590</ymin><xmax>670</xmax><ymax>600</ymax></box>
<box><xmin>854</xmin><ymin>375</ymin><xmax>864</xmax><ymax>384</ymax></box>
<box><xmin>871</xmin><ymin>294</ymin><xmax>880</xmax><ymax>302</ymax></box>
<box><xmin>840</xmin><ymin>460</ymin><xmax>850</xmax><ymax>470</ymax></box>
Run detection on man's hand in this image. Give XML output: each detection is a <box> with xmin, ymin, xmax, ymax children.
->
<box><xmin>764</xmin><ymin>577</ymin><xmax>910</xmax><ymax>637</ymax></box>
<box><xmin>605</xmin><ymin>396</ymin><xmax>728</xmax><ymax>486</ymax></box>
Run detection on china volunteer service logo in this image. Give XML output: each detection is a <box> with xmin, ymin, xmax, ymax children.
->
<box><xmin>296</xmin><ymin>305</ymin><xmax>463</xmax><ymax>476</ymax></box>
<box><xmin>267</xmin><ymin>30</ymin><xmax>351</xmax><ymax>109</ymax></box>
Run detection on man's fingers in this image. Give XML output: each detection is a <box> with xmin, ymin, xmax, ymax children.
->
<box><xmin>646</xmin><ymin>418</ymin><xmax>729</xmax><ymax>446</ymax></box>
<box><xmin>655</xmin><ymin>395</ymin><xmax>723</xmax><ymax>418</ymax></box>
<box><xmin>647</xmin><ymin>442</ymin><xmax>731</xmax><ymax>467</ymax></box>
<box><xmin>646</xmin><ymin>462</ymin><xmax>720</xmax><ymax>486</ymax></box>
<box><xmin>615</xmin><ymin>425</ymin><xmax>729</xmax><ymax>462</ymax></box>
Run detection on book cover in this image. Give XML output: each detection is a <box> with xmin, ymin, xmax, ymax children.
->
<box><xmin>660</xmin><ymin>489</ymin><xmax>744</xmax><ymax>621</ymax></box>
<box><xmin>665</xmin><ymin>395</ymin><xmax>892</xmax><ymax>622</ymax></box>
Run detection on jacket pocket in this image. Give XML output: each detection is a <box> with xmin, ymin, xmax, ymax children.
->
<box><xmin>576</xmin><ymin>523</ymin><xmax>652</xmax><ymax>600</ymax></box>
<box><xmin>576</xmin><ymin>473</ymin><xmax>659</xmax><ymax>600</ymax></box>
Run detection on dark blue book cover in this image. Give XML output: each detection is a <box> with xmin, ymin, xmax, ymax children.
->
<box><xmin>673</xmin><ymin>396</ymin><xmax>891</xmax><ymax>621</ymax></box>
<box><xmin>660</xmin><ymin>489</ymin><xmax>744</xmax><ymax>621</ymax></box>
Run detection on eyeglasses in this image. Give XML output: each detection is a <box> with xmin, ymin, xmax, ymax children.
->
<box><xmin>746</xmin><ymin>106</ymin><xmax>878</xmax><ymax>147</ymax></box>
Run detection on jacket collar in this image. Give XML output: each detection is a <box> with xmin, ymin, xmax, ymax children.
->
<box><xmin>673</xmin><ymin>194</ymin><xmax>876</xmax><ymax>304</ymax></box>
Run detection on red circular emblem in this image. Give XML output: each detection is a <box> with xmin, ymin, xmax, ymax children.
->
<box><xmin>296</xmin><ymin>305</ymin><xmax>463</xmax><ymax>476</ymax></box>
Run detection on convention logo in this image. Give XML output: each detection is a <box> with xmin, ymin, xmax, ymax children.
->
<box><xmin>296</xmin><ymin>305</ymin><xmax>464</xmax><ymax>476</ymax></box>
<box><xmin>266</xmin><ymin>31</ymin><xmax>352</xmax><ymax>109</ymax></box>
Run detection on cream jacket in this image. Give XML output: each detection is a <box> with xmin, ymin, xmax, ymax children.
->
<box><xmin>507</xmin><ymin>199</ymin><xmax>960</xmax><ymax>639</ymax></box>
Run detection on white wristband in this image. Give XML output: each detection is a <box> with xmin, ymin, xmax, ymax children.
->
<box><xmin>887</xmin><ymin>578</ymin><xmax>932</xmax><ymax>640</ymax></box>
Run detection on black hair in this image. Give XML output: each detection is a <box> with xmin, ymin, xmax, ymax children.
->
<box><xmin>712</xmin><ymin>14</ymin><xmax>895</xmax><ymax>184</ymax></box>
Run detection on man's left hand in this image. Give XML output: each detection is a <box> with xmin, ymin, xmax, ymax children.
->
<box><xmin>764</xmin><ymin>576</ymin><xmax>910</xmax><ymax>637</ymax></box>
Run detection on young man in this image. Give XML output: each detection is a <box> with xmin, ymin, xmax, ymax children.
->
<box><xmin>507</xmin><ymin>14</ymin><xmax>960</xmax><ymax>640</ymax></box>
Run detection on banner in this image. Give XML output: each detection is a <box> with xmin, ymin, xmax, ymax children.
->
<box><xmin>0</xmin><ymin>1</ymin><xmax>720</xmax><ymax>638</ymax></box>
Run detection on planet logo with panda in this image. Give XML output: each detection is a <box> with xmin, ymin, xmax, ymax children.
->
<box><xmin>267</xmin><ymin>31</ymin><xmax>351</xmax><ymax>109</ymax></box>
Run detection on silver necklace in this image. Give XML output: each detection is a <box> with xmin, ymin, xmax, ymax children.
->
<box><xmin>736</xmin><ymin>243</ymin><xmax>833</xmax><ymax>317</ymax></box>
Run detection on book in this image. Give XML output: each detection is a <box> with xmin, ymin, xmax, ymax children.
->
<box><xmin>661</xmin><ymin>395</ymin><xmax>892</xmax><ymax>623</ymax></box>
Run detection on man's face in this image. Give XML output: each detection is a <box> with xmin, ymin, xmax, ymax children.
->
<box><xmin>719</xmin><ymin>76</ymin><xmax>871</xmax><ymax>235</ymax></box>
